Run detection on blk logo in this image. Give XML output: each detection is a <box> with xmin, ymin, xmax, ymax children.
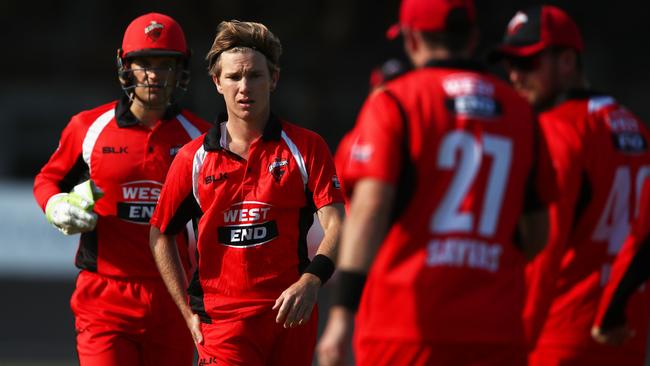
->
<box><xmin>205</xmin><ymin>173</ymin><xmax>228</xmax><ymax>184</ymax></box>
<box><xmin>198</xmin><ymin>356</ymin><xmax>217</xmax><ymax>366</ymax></box>
<box><xmin>102</xmin><ymin>146</ymin><xmax>128</xmax><ymax>154</ymax></box>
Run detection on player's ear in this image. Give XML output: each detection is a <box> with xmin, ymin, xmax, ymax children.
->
<box><xmin>403</xmin><ymin>28</ymin><xmax>419</xmax><ymax>54</ymax></box>
<box><xmin>270</xmin><ymin>70</ymin><xmax>279</xmax><ymax>92</ymax></box>
<box><xmin>212</xmin><ymin>74</ymin><xmax>224</xmax><ymax>95</ymax></box>
<box><xmin>557</xmin><ymin>48</ymin><xmax>578</xmax><ymax>75</ymax></box>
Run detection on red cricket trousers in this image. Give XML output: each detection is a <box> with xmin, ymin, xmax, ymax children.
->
<box><xmin>71</xmin><ymin>270</ymin><xmax>194</xmax><ymax>366</ymax></box>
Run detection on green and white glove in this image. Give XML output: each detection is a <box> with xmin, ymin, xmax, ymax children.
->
<box><xmin>45</xmin><ymin>180</ymin><xmax>104</xmax><ymax>235</ymax></box>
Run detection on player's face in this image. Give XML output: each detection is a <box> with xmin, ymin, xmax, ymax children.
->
<box><xmin>213</xmin><ymin>49</ymin><xmax>278</xmax><ymax>123</ymax></box>
<box><xmin>130</xmin><ymin>56</ymin><xmax>178</xmax><ymax>107</ymax></box>
<box><xmin>505</xmin><ymin>49</ymin><xmax>562</xmax><ymax>111</ymax></box>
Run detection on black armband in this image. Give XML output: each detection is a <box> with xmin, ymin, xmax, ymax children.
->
<box><xmin>304</xmin><ymin>254</ymin><xmax>335</xmax><ymax>285</ymax></box>
<box><xmin>333</xmin><ymin>270</ymin><xmax>367</xmax><ymax>312</ymax></box>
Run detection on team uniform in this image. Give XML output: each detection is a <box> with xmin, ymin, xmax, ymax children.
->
<box><xmin>594</xmin><ymin>179</ymin><xmax>650</xmax><ymax>334</ymax></box>
<box><xmin>337</xmin><ymin>59</ymin><xmax>556</xmax><ymax>366</ymax></box>
<box><xmin>150</xmin><ymin>115</ymin><xmax>343</xmax><ymax>366</ymax></box>
<box><xmin>34</xmin><ymin>96</ymin><xmax>211</xmax><ymax>365</ymax></box>
<box><xmin>526</xmin><ymin>91</ymin><xmax>650</xmax><ymax>366</ymax></box>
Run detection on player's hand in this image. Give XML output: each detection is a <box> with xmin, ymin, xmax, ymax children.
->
<box><xmin>273</xmin><ymin>273</ymin><xmax>320</xmax><ymax>328</ymax></box>
<box><xmin>185</xmin><ymin>313</ymin><xmax>204</xmax><ymax>345</ymax></box>
<box><xmin>45</xmin><ymin>180</ymin><xmax>103</xmax><ymax>235</ymax></box>
<box><xmin>317</xmin><ymin>307</ymin><xmax>354</xmax><ymax>366</ymax></box>
<box><xmin>591</xmin><ymin>324</ymin><xmax>635</xmax><ymax>346</ymax></box>
<box><xmin>46</xmin><ymin>193</ymin><xmax>98</xmax><ymax>235</ymax></box>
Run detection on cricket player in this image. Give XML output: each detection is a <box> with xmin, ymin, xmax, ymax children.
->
<box><xmin>33</xmin><ymin>13</ymin><xmax>211</xmax><ymax>366</ymax></box>
<box><xmin>317</xmin><ymin>0</ymin><xmax>557</xmax><ymax>365</ymax></box>
<box><xmin>149</xmin><ymin>20</ymin><xmax>344</xmax><ymax>366</ymax></box>
<box><xmin>492</xmin><ymin>5</ymin><xmax>650</xmax><ymax>365</ymax></box>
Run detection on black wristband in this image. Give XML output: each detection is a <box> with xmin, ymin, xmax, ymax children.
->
<box><xmin>333</xmin><ymin>270</ymin><xmax>367</xmax><ymax>312</ymax></box>
<box><xmin>304</xmin><ymin>254</ymin><xmax>335</xmax><ymax>285</ymax></box>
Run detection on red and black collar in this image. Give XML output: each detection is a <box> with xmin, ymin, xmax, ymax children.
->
<box><xmin>203</xmin><ymin>113</ymin><xmax>283</xmax><ymax>151</ymax></box>
<box><xmin>114</xmin><ymin>95</ymin><xmax>181</xmax><ymax>128</ymax></box>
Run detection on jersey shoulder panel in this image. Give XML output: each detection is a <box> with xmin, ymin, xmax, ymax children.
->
<box><xmin>69</xmin><ymin>101</ymin><xmax>118</xmax><ymax>130</ymax></box>
<box><xmin>177</xmin><ymin>133</ymin><xmax>207</xmax><ymax>159</ymax></box>
<box><xmin>178</xmin><ymin>109</ymin><xmax>213</xmax><ymax>132</ymax></box>
<box><xmin>279</xmin><ymin>119</ymin><xmax>326</xmax><ymax>146</ymax></box>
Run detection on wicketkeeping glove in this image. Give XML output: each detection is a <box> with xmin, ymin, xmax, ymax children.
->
<box><xmin>45</xmin><ymin>180</ymin><xmax>104</xmax><ymax>235</ymax></box>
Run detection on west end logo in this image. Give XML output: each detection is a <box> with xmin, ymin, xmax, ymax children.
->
<box><xmin>218</xmin><ymin>202</ymin><xmax>278</xmax><ymax>248</ymax></box>
<box><xmin>268</xmin><ymin>158</ymin><xmax>288</xmax><ymax>182</ymax></box>
<box><xmin>117</xmin><ymin>180</ymin><xmax>162</xmax><ymax>224</ymax></box>
<box><xmin>144</xmin><ymin>21</ymin><xmax>164</xmax><ymax>42</ymax></box>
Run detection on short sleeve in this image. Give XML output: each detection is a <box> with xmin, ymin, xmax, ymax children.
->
<box><xmin>306</xmin><ymin>134</ymin><xmax>344</xmax><ymax>209</ymax></box>
<box><xmin>34</xmin><ymin>114</ymin><xmax>88</xmax><ymax>210</ymax></box>
<box><xmin>338</xmin><ymin>90</ymin><xmax>405</xmax><ymax>190</ymax></box>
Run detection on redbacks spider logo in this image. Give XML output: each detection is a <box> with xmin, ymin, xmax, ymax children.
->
<box><xmin>507</xmin><ymin>11</ymin><xmax>528</xmax><ymax>36</ymax></box>
<box><xmin>144</xmin><ymin>21</ymin><xmax>164</xmax><ymax>41</ymax></box>
<box><xmin>268</xmin><ymin>158</ymin><xmax>288</xmax><ymax>182</ymax></box>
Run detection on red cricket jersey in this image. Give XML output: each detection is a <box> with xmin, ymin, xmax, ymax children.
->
<box><xmin>594</xmin><ymin>178</ymin><xmax>650</xmax><ymax>332</ymax></box>
<box><xmin>150</xmin><ymin>115</ymin><xmax>343</xmax><ymax>322</ymax></box>
<box><xmin>339</xmin><ymin>60</ymin><xmax>556</xmax><ymax>345</ymax></box>
<box><xmin>34</xmin><ymin>97</ymin><xmax>212</xmax><ymax>279</ymax></box>
<box><xmin>526</xmin><ymin>91</ymin><xmax>650</xmax><ymax>364</ymax></box>
<box><xmin>334</xmin><ymin>132</ymin><xmax>356</xmax><ymax>211</ymax></box>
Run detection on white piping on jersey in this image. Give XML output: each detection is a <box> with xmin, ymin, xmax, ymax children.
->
<box><xmin>121</xmin><ymin>179</ymin><xmax>162</xmax><ymax>185</ymax></box>
<box><xmin>176</xmin><ymin>114</ymin><xmax>203</xmax><ymax>140</ymax></box>
<box><xmin>82</xmin><ymin>109</ymin><xmax>115</xmax><ymax>173</ymax></box>
<box><xmin>219</xmin><ymin>122</ymin><xmax>228</xmax><ymax>148</ymax></box>
<box><xmin>230</xmin><ymin>201</ymin><xmax>273</xmax><ymax>206</ymax></box>
<box><xmin>281</xmin><ymin>131</ymin><xmax>308</xmax><ymax>186</ymax></box>
<box><xmin>588</xmin><ymin>96</ymin><xmax>615</xmax><ymax>113</ymax></box>
<box><xmin>192</xmin><ymin>145</ymin><xmax>208</xmax><ymax>206</ymax></box>
<box><xmin>185</xmin><ymin>221</ymin><xmax>198</xmax><ymax>272</ymax></box>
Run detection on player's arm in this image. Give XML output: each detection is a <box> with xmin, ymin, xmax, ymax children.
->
<box><xmin>317</xmin><ymin>178</ymin><xmax>394</xmax><ymax>366</ymax></box>
<box><xmin>314</xmin><ymin>203</ymin><xmax>345</xmax><ymax>265</ymax></box>
<box><xmin>592</xmin><ymin>180</ymin><xmax>650</xmax><ymax>345</ymax></box>
<box><xmin>274</xmin><ymin>133</ymin><xmax>345</xmax><ymax>328</ymax></box>
<box><xmin>149</xmin><ymin>141</ymin><xmax>203</xmax><ymax>344</ymax></box>
<box><xmin>34</xmin><ymin>115</ymin><xmax>99</xmax><ymax>235</ymax></box>
<box><xmin>273</xmin><ymin>203</ymin><xmax>344</xmax><ymax>328</ymax></box>
<box><xmin>592</xmin><ymin>233</ymin><xmax>650</xmax><ymax>345</ymax></box>
<box><xmin>150</xmin><ymin>226</ymin><xmax>202</xmax><ymax>344</ymax></box>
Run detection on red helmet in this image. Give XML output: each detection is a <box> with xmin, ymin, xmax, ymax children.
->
<box><xmin>121</xmin><ymin>13</ymin><xmax>188</xmax><ymax>59</ymax></box>
<box><xmin>117</xmin><ymin>13</ymin><xmax>191</xmax><ymax>93</ymax></box>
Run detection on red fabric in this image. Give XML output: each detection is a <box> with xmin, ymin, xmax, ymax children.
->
<box><xmin>33</xmin><ymin>100</ymin><xmax>211</xmax><ymax>279</ymax></box>
<box><xmin>593</xmin><ymin>179</ymin><xmax>650</xmax><ymax>327</ymax></box>
<box><xmin>339</xmin><ymin>64</ymin><xmax>552</xmax><ymax>346</ymax></box>
<box><xmin>121</xmin><ymin>13</ymin><xmax>188</xmax><ymax>57</ymax></box>
<box><xmin>151</xmin><ymin>119</ymin><xmax>343</xmax><ymax>322</ymax></box>
<box><xmin>526</xmin><ymin>95</ymin><xmax>650</xmax><ymax>364</ymax></box>
<box><xmin>387</xmin><ymin>0</ymin><xmax>476</xmax><ymax>39</ymax></box>
<box><xmin>72</xmin><ymin>271</ymin><xmax>193</xmax><ymax>366</ymax></box>
<box><xmin>355</xmin><ymin>339</ymin><xmax>527</xmax><ymax>366</ymax></box>
<box><xmin>196</xmin><ymin>307</ymin><xmax>317</xmax><ymax>366</ymax></box>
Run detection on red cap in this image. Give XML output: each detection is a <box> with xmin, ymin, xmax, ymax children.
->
<box><xmin>492</xmin><ymin>5</ymin><xmax>583</xmax><ymax>58</ymax></box>
<box><xmin>386</xmin><ymin>0</ymin><xmax>476</xmax><ymax>39</ymax></box>
<box><xmin>121</xmin><ymin>13</ymin><xmax>188</xmax><ymax>58</ymax></box>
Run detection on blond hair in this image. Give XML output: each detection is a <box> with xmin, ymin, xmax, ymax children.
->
<box><xmin>206</xmin><ymin>20</ymin><xmax>282</xmax><ymax>77</ymax></box>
